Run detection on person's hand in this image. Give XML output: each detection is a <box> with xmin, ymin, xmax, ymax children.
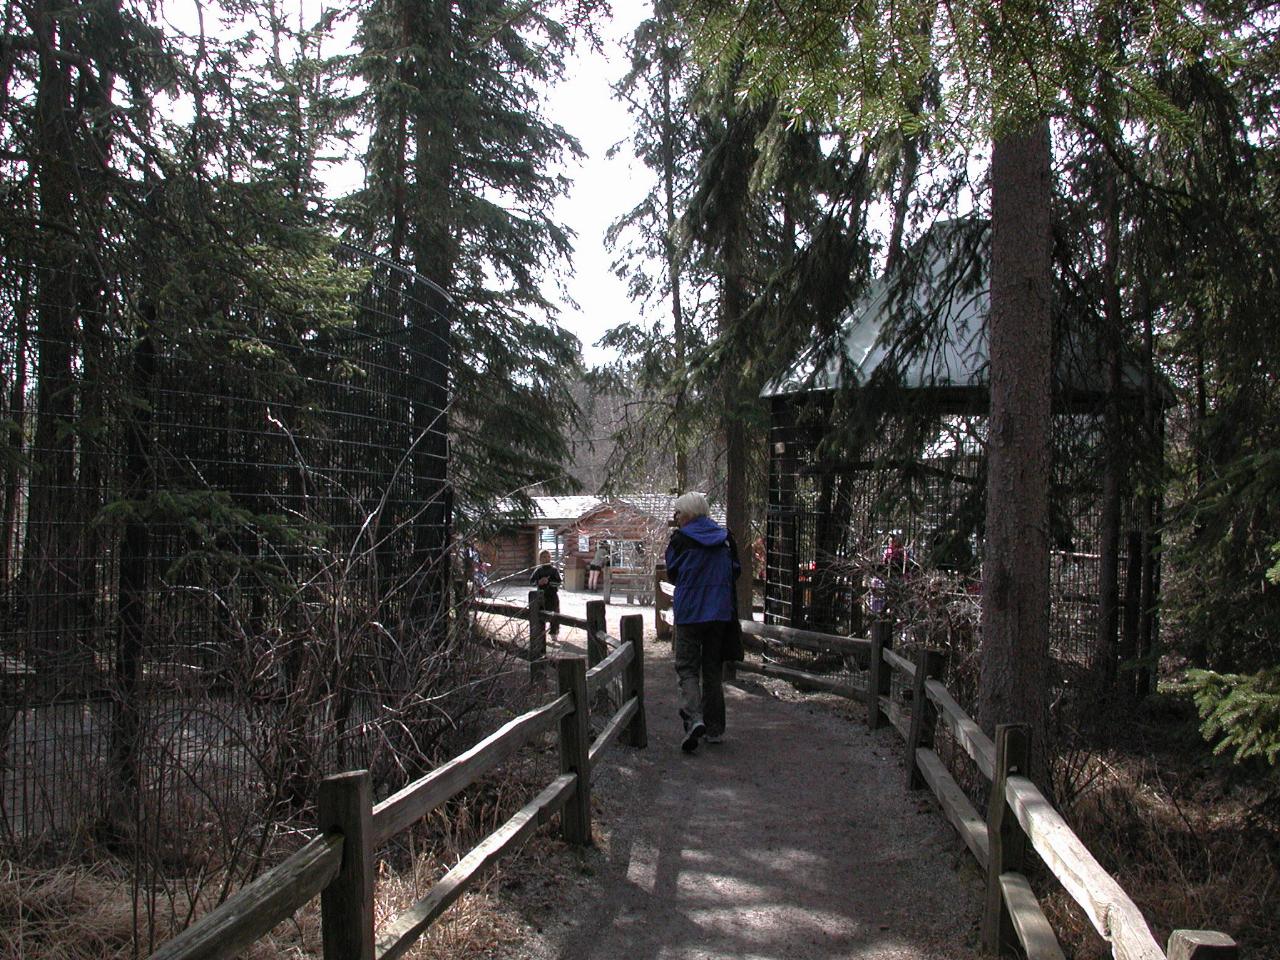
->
<box><xmin>538</xmin><ymin>576</ymin><xmax>549</xmax><ymax>586</ymax></box>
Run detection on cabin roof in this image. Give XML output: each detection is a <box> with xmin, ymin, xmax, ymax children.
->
<box><xmin>556</xmin><ymin>494</ymin><xmax>726</xmax><ymax>534</ymax></box>
<box><xmin>529</xmin><ymin>496</ymin><xmax>602</xmax><ymax>523</ymax></box>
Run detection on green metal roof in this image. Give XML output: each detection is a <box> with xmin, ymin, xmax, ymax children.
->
<box><xmin>764</xmin><ymin>220</ymin><xmax>1150</xmax><ymax>401</ymax></box>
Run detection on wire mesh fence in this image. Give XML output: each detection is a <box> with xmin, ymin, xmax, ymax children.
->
<box><xmin>0</xmin><ymin>244</ymin><xmax>464</xmax><ymax>855</ymax></box>
<box><xmin>763</xmin><ymin>393</ymin><xmax>1152</xmax><ymax>710</ymax></box>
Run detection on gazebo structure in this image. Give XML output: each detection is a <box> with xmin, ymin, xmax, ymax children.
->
<box><xmin>762</xmin><ymin>220</ymin><xmax>1164</xmax><ymax>690</ymax></box>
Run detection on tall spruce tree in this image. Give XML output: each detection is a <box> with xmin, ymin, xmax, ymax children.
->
<box><xmin>601</xmin><ymin>0</ymin><xmax>706</xmax><ymax>492</ymax></box>
<box><xmin>607</xmin><ymin>10</ymin><xmax>872</xmax><ymax>597</ymax></box>
<box><xmin>348</xmin><ymin>0</ymin><xmax>584</xmax><ymax>520</ymax></box>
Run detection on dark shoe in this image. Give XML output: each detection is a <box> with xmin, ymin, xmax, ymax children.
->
<box><xmin>681</xmin><ymin>721</ymin><xmax>706</xmax><ymax>753</ymax></box>
<box><xmin>704</xmin><ymin>733</ymin><xmax>724</xmax><ymax>744</ymax></box>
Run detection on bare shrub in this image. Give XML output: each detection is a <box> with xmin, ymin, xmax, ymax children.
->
<box><xmin>1042</xmin><ymin>749</ymin><xmax>1279</xmax><ymax>957</ymax></box>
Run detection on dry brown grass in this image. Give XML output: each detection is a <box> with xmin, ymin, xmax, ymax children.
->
<box><xmin>1040</xmin><ymin>703</ymin><xmax>1280</xmax><ymax>959</ymax></box>
<box><xmin>0</xmin><ymin>756</ymin><xmax>561</xmax><ymax>960</ymax></box>
<box><xmin>1</xmin><ymin>624</ymin><xmax>568</xmax><ymax>960</ymax></box>
<box><xmin>0</xmin><ymin>860</ymin><xmax>145</xmax><ymax>959</ymax></box>
<box><xmin>0</xmin><ymin>848</ymin><xmax>531</xmax><ymax>960</ymax></box>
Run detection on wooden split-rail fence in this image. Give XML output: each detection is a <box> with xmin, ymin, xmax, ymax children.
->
<box><xmin>602</xmin><ymin>565</ymin><xmax>654</xmax><ymax>605</ymax></box>
<box><xmin>148</xmin><ymin>601</ymin><xmax>646</xmax><ymax>960</ymax></box>
<box><xmin>657</xmin><ymin>574</ymin><xmax>1237</xmax><ymax>960</ymax></box>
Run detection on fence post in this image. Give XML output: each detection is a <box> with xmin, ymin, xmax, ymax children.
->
<box><xmin>867</xmin><ymin>619</ymin><xmax>892</xmax><ymax>730</ymax></box>
<box><xmin>981</xmin><ymin>723</ymin><xmax>1031</xmax><ymax>956</ymax></box>
<box><xmin>585</xmin><ymin>599</ymin><xmax>608</xmax><ymax>669</ymax></box>
<box><xmin>319</xmin><ymin>770</ymin><xmax>375</xmax><ymax>960</ymax></box>
<box><xmin>557</xmin><ymin>656</ymin><xmax>592</xmax><ymax>846</ymax></box>
<box><xmin>905</xmin><ymin>647</ymin><xmax>946</xmax><ymax>789</ymax></box>
<box><xmin>1167</xmin><ymin>931</ymin><xmax>1238</xmax><ymax>960</ymax></box>
<box><xmin>621</xmin><ymin>614</ymin><xmax>647</xmax><ymax>748</ymax></box>
<box><xmin>528</xmin><ymin>589</ymin><xmax>545</xmax><ymax>684</ymax></box>
<box><xmin>602</xmin><ymin>565</ymin><xmax>613</xmax><ymax>604</ymax></box>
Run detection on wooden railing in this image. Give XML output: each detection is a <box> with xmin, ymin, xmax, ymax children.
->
<box><xmin>602</xmin><ymin>565</ymin><xmax>653</xmax><ymax>605</ymax></box>
<box><xmin>654</xmin><ymin>572</ymin><xmax>674</xmax><ymax>641</ymax></box>
<box><xmin>654</xmin><ymin>572</ymin><xmax>1235</xmax><ymax>960</ymax></box>
<box><xmin>472</xmin><ymin>593</ymin><xmax>594</xmax><ymax>682</ymax></box>
<box><xmin>868</xmin><ymin>632</ymin><xmax>1237</xmax><ymax>960</ymax></box>
<box><xmin>148</xmin><ymin>613</ymin><xmax>647</xmax><ymax>960</ymax></box>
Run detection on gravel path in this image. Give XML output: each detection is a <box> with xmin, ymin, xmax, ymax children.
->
<box><xmin>497</xmin><ymin>588</ymin><xmax>983</xmax><ymax>960</ymax></box>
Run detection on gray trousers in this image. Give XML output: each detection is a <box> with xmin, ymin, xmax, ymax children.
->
<box><xmin>674</xmin><ymin>621</ymin><xmax>727</xmax><ymax>736</ymax></box>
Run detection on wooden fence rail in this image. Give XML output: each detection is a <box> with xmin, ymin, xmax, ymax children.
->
<box><xmin>602</xmin><ymin>565</ymin><xmax>653</xmax><ymax>605</ymax></box>
<box><xmin>654</xmin><ymin>574</ymin><xmax>674</xmax><ymax>640</ymax></box>
<box><xmin>471</xmin><ymin>593</ymin><xmax>592</xmax><ymax>682</ymax></box>
<box><xmin>149</xmin><ymin>609</ymin><xmax>648</xmax><ymax>960</ymax></box>
<box><xmin>651</xmin><ymin>565</ymin><xmax>1235</xmax><ymax>960</ymax></box>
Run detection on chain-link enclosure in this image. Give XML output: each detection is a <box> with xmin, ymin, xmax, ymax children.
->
<box><xmin>1</xmin><ymin>244</ymin><xmax>461</xmax><ymax>853</ymax></box>
<box><xmin>763</xmin><ymin>391</ymin><xmax>1160</xmax><ymax>706</ymax></box>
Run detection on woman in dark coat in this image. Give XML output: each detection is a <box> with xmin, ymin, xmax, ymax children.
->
<box><xmin>665</xmin><ymin>491</ymin><xmax>740</xmax><ymax>753</ymax></box>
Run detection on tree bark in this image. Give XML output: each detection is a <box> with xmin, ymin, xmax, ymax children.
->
<box><xmin>1096</xmin><ymin>168</ymin><xmax>1123</xmax><ymax>690</ymax></box>
<box><xmin>404</xmin><ymin>0</ymin><xmax>457</xmax><ymax>638</ymax></box>
<box><xmin>1</xmin><ymin>279</ymin><xmax>29</xmax><ymax>589</ymax></box>
<box><xmin>657</xmin><ymin>8</ymin><xmax>688</xmax><ymax>492</ymax></box>
<box><xmin>977</xmin><ymin>122</ymin><xmax>1052</xmax><ymax>753</ymax></box>
<box><xmin>717</xmin><ymin>106</ymin><xmax>755</xmax><ymax>617</ymax></box>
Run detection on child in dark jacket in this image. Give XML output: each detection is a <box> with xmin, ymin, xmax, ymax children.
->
<box><xmin>529</xmin><ymin>550</ymin><xmax>561</xmax><ymax>637</ymax></box>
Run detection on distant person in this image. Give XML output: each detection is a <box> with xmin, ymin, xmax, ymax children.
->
<box><xmin>882</xmin><ymin>531</ymin><xmax>911</xmax><ymax>578</ymax></box>
<box><xmin>530</xmin><ymin>550</ymin><xmax>562</xmax><ymax>638</ymax></box>
<box><xmin>472</xmin><ymin>555</ymin><xmax>490</xmax><ymax>598</ymax></box>
<box><xmin>665</xmin><ymin>492</ymin><xmax>741</xmax><ymax>753</ymax></box>
<box><xmin>588</xmin><ymin>539</ymin><xmax>609</xmax><ymax>591</ymax></box>
<box><xmin>871</xmin><ymin>531</ymin><xmax>912</xmax><ymax>617</ymax></box>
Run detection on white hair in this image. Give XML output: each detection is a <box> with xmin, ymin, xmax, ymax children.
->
<box><xmin>673</xmin><ymin>491</ymin><xmax>710</xmax><ymax>520</ymax></box>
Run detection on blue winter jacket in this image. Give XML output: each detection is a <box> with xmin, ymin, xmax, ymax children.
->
<box><xmin>665</xmin><ymin>516</ymin><xmax>740</xmax><ymax>624</ymax></box>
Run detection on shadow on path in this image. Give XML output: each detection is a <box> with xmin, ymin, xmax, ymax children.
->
<box><xmin>496</xmin><ymin>588</ymin><xmax>983</xmax><ymax>960</ymax></box>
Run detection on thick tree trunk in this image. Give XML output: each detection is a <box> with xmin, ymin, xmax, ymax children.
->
<box><xmin>721</xmin><ymin>237</ymin><xmax>753</xmax><ymax>617</ymax></box>
<box><xmin>717</xmin><ymin>105</ymin><xmax>755</xmax><ymax>618</ymax></box>
<box><xmin>111</xmin><ymin>331</ymin><xmax>155</xmax><ymax>827</ymax></box>
<box><xmin>1</xmin><ymin>282</ymin><xmax>29</xmax><ymax>589</ymax></box>
<box><xmin>404</xmin><ymin>0</ymin><xmax>457</xmax><ymax>638</ymax></box>
<box><xmin>658</xmin><ymin>15</ymin><xmax>688</xmax><ymax>492</ymax></box>
<box><xmin>1135</xmin><ymin>277</ymin><xmax>1159</xmax><ymax>699</ymax></box>
<box><xmin>977</xmin><ymin>123</ymin><xmax>1052</xmax><ymax>750</ymax></box>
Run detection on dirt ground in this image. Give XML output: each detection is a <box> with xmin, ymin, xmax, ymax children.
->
<box><xmin>487</xmin><ymin>586</ymin><xmax>984</xmax><ymax>960</ymax></box>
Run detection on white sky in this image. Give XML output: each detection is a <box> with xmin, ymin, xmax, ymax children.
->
<box><xmin>543</xmin><ymin>0</ymin><xmax>652</xmax><ymax>367</ymax></box>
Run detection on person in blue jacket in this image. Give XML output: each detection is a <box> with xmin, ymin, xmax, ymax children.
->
<box><xmin>665</xmin><ymin>491</ymin><xmax>741</xmax><ymax>753</ymax></box>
